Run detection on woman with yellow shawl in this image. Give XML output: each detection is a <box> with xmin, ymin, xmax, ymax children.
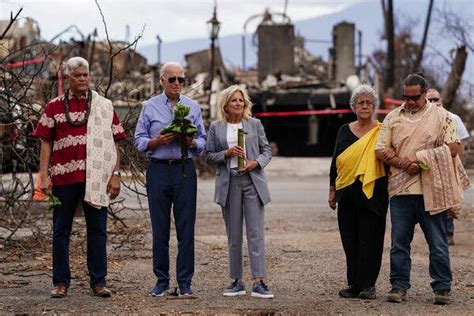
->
<box><xmin>328</xmin><ymin>85</ymin><xmax>388</xmax><ymax>300</ymax></box>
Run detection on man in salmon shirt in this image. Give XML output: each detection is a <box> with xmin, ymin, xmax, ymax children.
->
<box><xmin>34</xmin><ymin>56</ymin><xmax>126</xmax><ymax>298</ymax></box>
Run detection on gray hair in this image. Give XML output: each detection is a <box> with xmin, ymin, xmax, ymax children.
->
<box><xmin>160</xmin><ymin>62</ymin><xmax>184</xmax><ymax>77</ymax></box>
<box><xmin>349</xmin><ymin>84</ymin><xmax>379</xmax><ymax>109</ymax></box>
<box><xmin>64</xmin><ymin>56</ymin><xmax>89</xmax><ymax>75</ymax></box>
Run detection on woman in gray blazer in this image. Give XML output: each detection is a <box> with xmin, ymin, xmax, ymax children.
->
<box><xmin>206</xmin><ymin>85</ymin><xmax>273</xmax><ymax>299</ymax></box>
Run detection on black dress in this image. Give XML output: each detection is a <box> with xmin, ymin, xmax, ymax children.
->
<box><xmin>329</xmin><ymin>123</ymin><xmax>388</xmax><ymax>290</ymax></box>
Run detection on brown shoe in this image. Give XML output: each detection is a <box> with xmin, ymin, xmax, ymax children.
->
<box><xmin>434</xmin><ymin>289</ymin><xmax>451</xmax><ymax>305</ymax></box>
<box><xmin>92</xmin><ymin>285</ymin><xmax>112</xmax><ymax>298</ymax></box>
<box><xmin>51</xmin><ymin>285</ymin><xmax>68</xmax><ymax>298</ymax></box>
<box><xmin>387</xmin><ymin>288</ymin><xmax>406</xmax><ymax>303</ymax></box>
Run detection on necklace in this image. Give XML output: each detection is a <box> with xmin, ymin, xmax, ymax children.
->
<box><xmin>64</xmin><ymin>89</ymin><xmax>92</xmax><ymax>127</ymax></box>
<box><xmin>401</xmin><ymin>103</ymin><xmax>431</xmax><ymax>123</ymax></box>
<box><xmin>405</xmin><ymin>104</ymin><xmax>425</xmax><ymax>115</ymax></box>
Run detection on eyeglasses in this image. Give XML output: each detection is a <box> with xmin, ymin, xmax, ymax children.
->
<box><xmin>165</xmin><ymin>76</ymin><xmax>185</xmax><ymax>84</ymax></box>
<box><xmin>403</xmin><ymin>94</ymin><xmax>423</xmax><ymax>101</ymax></box>
<box><xmin>428</xmin><ymin>98</ymin><xmax>440</xmax><ymax>102</ymax></box>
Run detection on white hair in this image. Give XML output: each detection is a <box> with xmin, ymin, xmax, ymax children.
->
<box><xmin>349</xmin><ymin>84</ymin><xmax>379</xmax><ymax>109</ymax></box>
<box><xmin>160</xmin><ymin>62</ymin><xmax>184</xmax><ymax>77</ymax></box>
<box><xmin>65</xmin><ymin>56</ymin><xmax>89</xmax><ymax>75</ymax></box>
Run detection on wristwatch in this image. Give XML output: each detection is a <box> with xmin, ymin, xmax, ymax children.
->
<box><xmin>112</xmin><ymin>170</ymin><xmax>121</xmax><ymax>178</ymax></box>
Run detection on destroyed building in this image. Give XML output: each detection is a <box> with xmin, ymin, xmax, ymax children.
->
<box><xmin>3</xmin><ymin>9</ymin><xmax>382</xmax><ymax>159</ymax></box>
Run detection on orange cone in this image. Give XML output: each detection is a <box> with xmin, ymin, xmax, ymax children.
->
<box><xmin>33</xmin><ymin>176</ymin><xmax>48</xmax><ymax>201</ymax></box>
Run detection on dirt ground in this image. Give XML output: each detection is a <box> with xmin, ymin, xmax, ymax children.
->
<box><xmin>1</xmin><ymin>158</ymin><xmax>473</xmax><ymax>315</ymax></box>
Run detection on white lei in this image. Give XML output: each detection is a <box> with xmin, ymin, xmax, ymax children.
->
<box><xmin>400</xmin><ymin>103</ymin><xmax>432</xmax><ymax>123</ymax></box>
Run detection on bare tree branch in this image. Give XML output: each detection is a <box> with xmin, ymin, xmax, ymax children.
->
<box><xmin>413</xmin><ymin>0</ymin><xmax>434</xmax><ymax>72</ymax></box>
<box><xmin>94</xmin><ymin>0</ymin><xmax>145</xmax><ymax>97</ymax></box>
<box><xmin>0</xmin><ymin>8</ymin><xmax>23</xmax><ymax>40</ymax></box>
<box><xmin>436</xmin><ymin>4</ymin><xmax>474</xmax><ymax>52</ymax></box>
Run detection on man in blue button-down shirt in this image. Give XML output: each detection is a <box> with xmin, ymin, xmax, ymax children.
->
<box><xmin>134</xmin><ymin>62</ymin><xmax>206</xmax><ymax>297</ymax></box>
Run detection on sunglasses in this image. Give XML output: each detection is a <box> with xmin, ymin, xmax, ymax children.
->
<box><xmin>165</xmin><ymin>76</ymin><xmax>185</xmax><ymax>84</ymax></box>
<box><xmin>403</xmin><ymin>94</ymin><xmax>423</xmax><ymax>101</ymax></box>
<box><xmin>428</xmin><ymin>98</ymin><xmax>440</xmax><ymax>102</ymax></box>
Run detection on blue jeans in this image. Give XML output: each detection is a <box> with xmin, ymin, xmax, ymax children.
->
<box><xmin>389</xmin><ymin>195</ymin><xmax>451</xmax><ymax>292</ymax></box>
<box><xmin>146</xmin><ymin>159</ymin><xmax>197</xmax><ymax>289</ymax></box>
<box><xmin>52</xmin><ymin>183</ymin><xmax>108</xmax><ymax>288</ymax></box>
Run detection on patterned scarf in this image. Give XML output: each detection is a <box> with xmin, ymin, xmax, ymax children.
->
<box><xmin>83</xmin><ymin>91</ymin><xmax>117</xmax><ymax>209</ymax></box>
<box><xmin>416</xmin><ymin>145</ymin><xmax>471</xmax><ymax>215</ymax></box>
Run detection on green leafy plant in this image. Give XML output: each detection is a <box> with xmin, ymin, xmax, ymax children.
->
<box><xmin>162</xmin><ymin>102</ymin><xmax>198</xmax><ymax>178</ymax></box>
<box><xmin>47</xmin><ymin>193</ymin><xmax>62</xmax><ymax>212</ymax></box>
<box><xmin>418</xmin><ymin>162</ymin><xmax>430</xmax><ymax>170</ymax></box>
<box><xmin>162</xmin><ymin>102</ymin><xmax>198</xmax><ymax>135</ymax></box>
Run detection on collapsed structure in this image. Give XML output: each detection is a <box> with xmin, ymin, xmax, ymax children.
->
<box><xmin>1</xmin><ymin>10</ymin><xmax>388</xmax><ymax>163</ymax></box>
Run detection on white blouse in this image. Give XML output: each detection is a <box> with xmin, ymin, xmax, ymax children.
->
<box><xmin>227</xmin><ymin>122</ymin><xmax>245</xmax><ymax>169</ymax></box>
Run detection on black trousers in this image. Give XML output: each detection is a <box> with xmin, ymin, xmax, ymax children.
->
<box><xmin>337</xmin><ymin>191</ymin><xmax>387</xmax><ymax>290</ymax></box>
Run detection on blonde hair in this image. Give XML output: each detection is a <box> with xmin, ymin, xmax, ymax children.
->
<box><xmin>217</xmin><ymin>85</ymin><xmax>253</xmax><ymax>123</ymax></box>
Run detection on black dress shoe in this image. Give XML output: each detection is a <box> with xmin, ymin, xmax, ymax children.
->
<box><xmin>359</xmin><ymin>286</ymin><xmax>376</xmax><ymax>299</ymax></box>
<box><xmin>339</xmin><ymin>286</ymin><xmax>360</xmax><ymax>298</ymax></box>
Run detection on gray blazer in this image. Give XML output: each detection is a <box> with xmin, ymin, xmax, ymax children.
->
<box><xmin>206</xmin><ymin>118</ymin><xmax>272</xmax><ymax>207</ymax></box>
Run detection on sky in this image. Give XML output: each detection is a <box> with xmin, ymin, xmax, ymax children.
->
<box><xmin>0</xmin><ymin>0</ymin><xmax>367</xmax><ymax>46</ymax></box>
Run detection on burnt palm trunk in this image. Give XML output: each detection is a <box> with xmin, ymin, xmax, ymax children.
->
<box><xmin>441</xmin><ymin>46</ymin><xmax>467</xmax><ymax>111</ymax></box>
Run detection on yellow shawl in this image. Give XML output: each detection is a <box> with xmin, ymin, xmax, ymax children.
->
<box><xmin>336</xmin><ymin>123</ymin><xmax>385</xmax><ymax>199</ymax></box>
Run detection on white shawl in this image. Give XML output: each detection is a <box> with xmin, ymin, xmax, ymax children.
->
<box><xmin>83</xmin><ymin>91</ymin><xmax>117</xmax><ymax>209</ymax></box>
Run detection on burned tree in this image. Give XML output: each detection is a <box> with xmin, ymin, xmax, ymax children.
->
<box><xmin>0</xmin><ymin>3</ymin><xmax>151</xmax><ymax>244</ymax></box>
<box><xmin>381</xmin><ymin>0</ymin><xmax>395</xmax><ymax>97</ymax></box>
<box><xmin>441</xmin><ymin>46</ymin><xmax>468</xmax><ymax>111</ymax></box>
<box><xmin>413</xmin><ymin>0</ymin><xmax>434</xmax><ymax>73</ymax></box>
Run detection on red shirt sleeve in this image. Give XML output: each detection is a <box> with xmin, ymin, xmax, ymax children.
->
<box><xmin>32</xmin><ymin>101</ymin><xmax>55</xmax><ymax>141</ymax></box>
<box><xmin>112</xmin><ymin>111</ymin><xmax>126</xmax><ymax>141</ymax></box>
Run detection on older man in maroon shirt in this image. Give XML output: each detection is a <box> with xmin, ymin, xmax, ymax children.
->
<box><xmin>34</xmin><ymin>56</ymin><xmax>126</xmax><ymax>298</ymax></box>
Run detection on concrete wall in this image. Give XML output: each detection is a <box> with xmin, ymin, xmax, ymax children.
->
<box><xmin>257</xmin><ymin>24</ymin><xmax>295</xmax><ymax>82</ymax></box>
<box><xmin>332</xmin><ymin>22</ymin><xmax>356</xmax><ymax>82</ymax></box>
<box><xmin>184</xmin><ymin>47</ymin><xmax>224</xmax><ymax>78</ymax></box>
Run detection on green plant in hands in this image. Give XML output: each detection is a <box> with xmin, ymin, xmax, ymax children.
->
<box><xmin>162</xmin><ymin>102</ymin><xmax>198</xmax><ymax>177</ymax></box>
<box><xmin>162</xmin><ymin>102</ymin><xmax>198</xmax><ymax>135</ymax></box>
<box><xmin>47</xmin><ymin>193</ymin><xmax>62</xmax><ymax>212</ymax></box>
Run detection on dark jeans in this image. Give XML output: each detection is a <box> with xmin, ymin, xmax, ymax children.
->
<box><xmin>52</xmin><ymin>183</ymin><xmax>108</xmax><ymax>288</ymax></box>
<box><xmin>338</xmin><ymin>194</ymin><xmax>387</xmax><ymax>290</ymax></box>
<box><xmin>146</xmin><ymin>159</ymin><xmax>197</xmax><ymax>289</ymax></box>
<box><xmin>389</xmin><ymin>195</ymin><xmax>451</xmax><ymax>292</ymax></box>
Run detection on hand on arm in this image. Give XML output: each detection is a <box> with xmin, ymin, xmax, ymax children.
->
<box><xmin>375</xmin><ymin>148</ymin><xmax>421</xmax><ymax>175</ymax></box>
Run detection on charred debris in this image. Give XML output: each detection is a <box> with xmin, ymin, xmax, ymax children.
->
<box><xmin>1</xmin><ymin>11</ymin><xmax>377</xmax><ymax>157</ymax></box>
